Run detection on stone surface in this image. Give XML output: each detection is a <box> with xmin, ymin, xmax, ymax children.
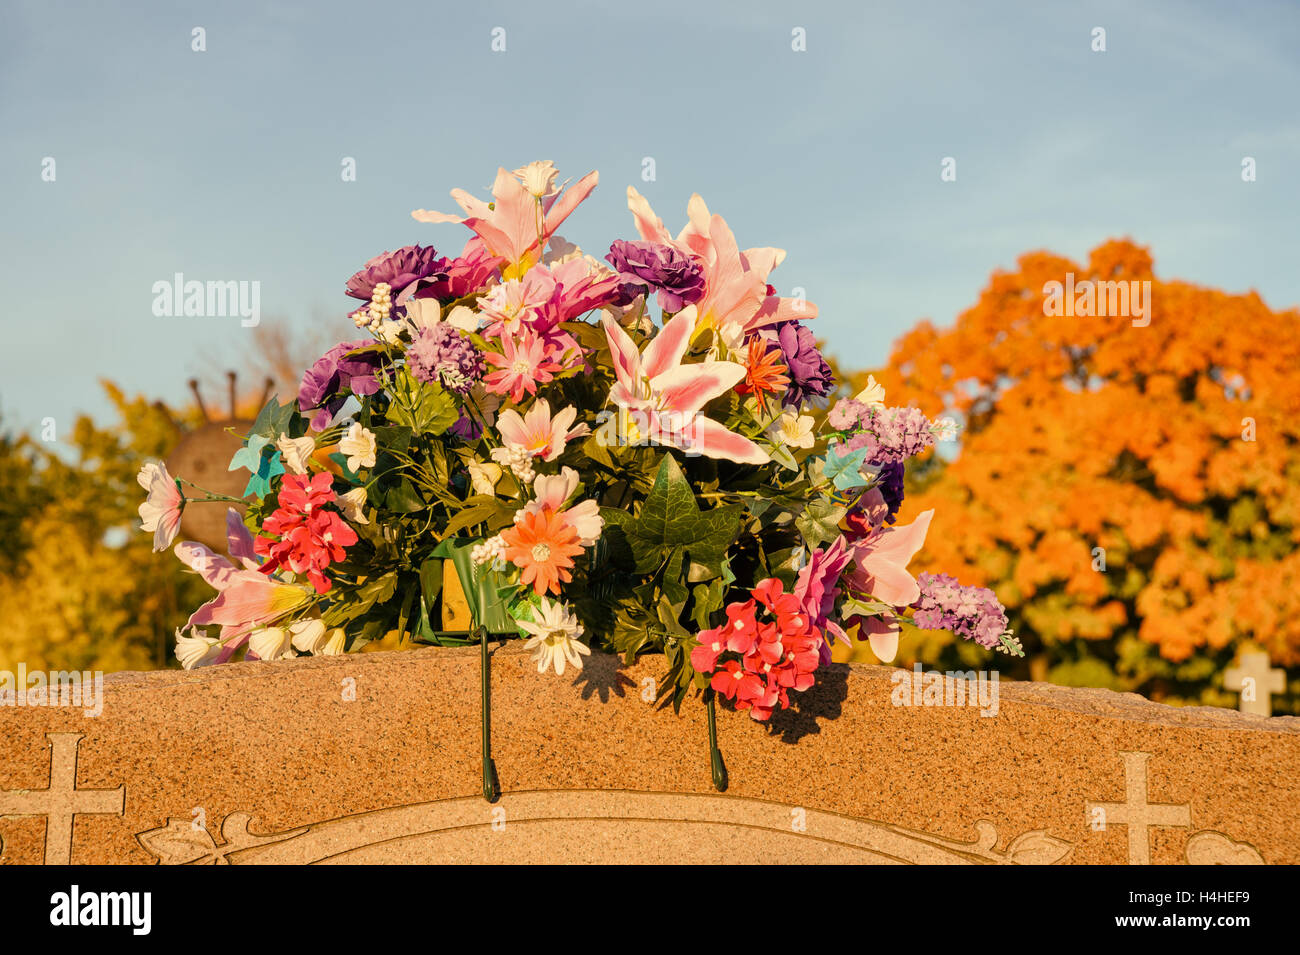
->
<box><xmin>0</xmin><ymin>645</ymin><xmax>1296</xmax><ymax>864</ymax></box>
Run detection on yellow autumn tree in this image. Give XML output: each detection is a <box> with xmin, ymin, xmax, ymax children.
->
<box><xmin>0</xmin><ymin>385</ymin><xmax>211</xmax><ymax>673</ymax></box>
<box><xmin>844</xmin><ymin>240</ymin><xmax>1298</xmax><ymax>711</ymax></box>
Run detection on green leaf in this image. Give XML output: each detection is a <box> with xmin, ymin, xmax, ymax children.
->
<box><xmin>605</xmin><ymin>454</ymin><xmax>744</xmax><ymax>576</ymax></box>
<box><xmin>795</xmin><ymin>498</ymin><xmax>846</xmax><ymax>550</ymax></box>
<box><xmin>387</xmin><ymin>370</ymin><xmax>459</xmax><ymax>436</ymax></box>
<box><xmin>439</xmin><ymin>496</ymin><xmax>513</xmax><ymax>539</ymax></box>
<box><xmin>249</xmin><ymin>395</ymin><xmax>296</xmax><ymax>441</ymax></box>
<box><xmin>322</xmin><ymin>571</ymin><xmax>399</xmax><ymax>628</ymax></box>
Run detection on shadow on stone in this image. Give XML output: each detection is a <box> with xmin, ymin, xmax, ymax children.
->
<box><xmin>571</xmin><ymin>651</ymin><xmax>636</xmax><ymax>703</ymax></box>
<box><xmin>766</xmin><ymin>664</ymin><xmax>851</xmax><ymax>743</ymax></box>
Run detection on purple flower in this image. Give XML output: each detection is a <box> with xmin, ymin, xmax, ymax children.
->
<box><xmin>827</xmin><ymin>399</ymin><xmax>865</xmax><ymax>431</ymax></box>
<box><xmin>767</xmin><ymin>322</ymin><xmax>834</xmax><ymax>408</ymax></box>
<box><xmin>872</xmin><ymin>459</ymin><xmax>905</xmax><ymax>524</ymax></box>
<box><xmin>346</xmin><ymin>245</ymin><xmax>444</xmax><ymax>302</ymax></box>
<box><xmin>406</xmin><ymin>324</ymin><xmax>484</xmax><ymax>395</ymax></box>
<box><xmin>912</xmin><ymin>572</ymin><xmax>1009</xmax><ymax>649</ymax></box>
<box><xmin>843</xmin><ymin>406</ymin><xmax>935</xmax><ymax>464</ymax></box>
<box><xmin>410</xmin><ymin>237</ymin><xmax>503</xmax><ymax>305</ymax></box>
<box><xmin>449</xmin><ymin>408</ymin><xmax>482</xmax><ymax>441</ymax></box>
<box><xmin>605</xmin><ymin>239</ymin><xmax>705</xmax><ymax>313</ymax></box>
<box><xmin>298</xmin><ymin>340</ymin><xmax>385</xmax><ymax>430</ymax></box>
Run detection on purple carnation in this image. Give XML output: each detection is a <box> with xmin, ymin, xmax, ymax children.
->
<box><xmin>767</xmin><ymin>322</ymin><xmax>833</xmax><ymax>408</ymax></box>
<box><xmin>911</xmin><ymin>573</ymin><xmax>1009</xmax><ymax>650</ymax></box>
<box><xmin>298</xmin><ymin>339</ymin><xmax>385</xmax><ymax>430</ymax></box>
<box><xmin>346</xmin><ymin>245</ymin><xmax>444</xmax><ymax>301</ymax></box>
<box><xmin>406</xmin><ymin>324</ymin><xmax>484</xmax><ymax>395</ymax></box>
<box><xmin>605</xmin><ymin>239</ymin><xmax>705</xmax><ymax>313</ymax></box>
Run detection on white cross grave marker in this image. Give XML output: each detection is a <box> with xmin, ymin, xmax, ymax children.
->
<box><xmin>1224</xmin><ymin>651</ymin><xmax>1285</xmax><ymax>717</ymax></box>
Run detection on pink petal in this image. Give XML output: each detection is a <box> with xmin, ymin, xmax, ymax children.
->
<box><xmin>870</xmin><ymin>509</ymin><xmax>934</xmax><ymax>567</ymax></box>
<box><xmin>651</xmin><ymin>361</ymin><xmax>745</xmax><ymax>415</ymax></box>
<box><xmin>681</xmin><ymin>415</ymin><xmax>770</xmax><ymax>465</ymax></box>
<box><xmin>174</xmin><ymin>540</ymin><xmax>239</xmax><ymax>590</ymax></box>
<box><xmin>641</xmin><ymin>307</ymin><xmax>695</xmax><ymax>380</ymax></box>
<box><xmin>601</xmin><ymin>314</ymin><xmax>643</xmax><ymax>390</ymax></box>
<box><xmin>861</xmin><ymin>616</ymin><xmax>901</xmax><ymax>663</ymax></box>
<box><xmin>543</xmin><ymin>170</ymin><xmax>599</xmax><ymax>240</ymax></box>
<box><xmin>226</xmin><ymin>508</ymin><xmax>260</xmax><ymax>569</ymax></box>
<box><xmin>626</xmin><ymin>186</ymin><xmax>673</xmax><ymax>244</ymax></box>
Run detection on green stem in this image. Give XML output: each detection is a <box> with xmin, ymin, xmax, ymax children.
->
<box><xmin>480</xmin><ymin>626</ymin><xmax>500</xmax><ymax>803</ymax></box>
<box><xmin>706</xmin><ymin>692</ymin><xmax>728</xmax><ymax>793</ymax></box>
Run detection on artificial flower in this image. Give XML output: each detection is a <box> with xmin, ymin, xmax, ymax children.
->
<box><xmin>846</xmin><ymin>506</ymin><xmax>934</xmax><ymax>607</ymax></box>
<box><xmin>346</xmin><ymin>245</ymin><xmax>444</xmax><ymax>303</ymax></box>
<box><xmin>276</xmin><ymin>435</ymin><xmax>316</xmax><ymax>475</ymax></box>
<box><xmin>735</xmin><ymin>336</ymin><xmax>790</xmax><ymax>412</ymax></box>
<box><xmin>289</xmin><ymin>618</ymin><xmax>330</xmax><ymax>654</ymax></box>
<box><xmin>255</xmin><ymin>473</ymin><xmax>359</xmax><ymax>594</ymax></box>
<box><xmin>413</xmin><ymin>166</ymin><xmax>598</xmax><ymax>274</ymax></box>
<box><xmin>767</xmin><ymin>321</ymin><xmax>834</xmax><ymax>408</ymax></box>
<box><xmin>482</xmin><ymin>326</ymin><xmax>565</xmax><ymax>403</ymax></box>
<box><xmin>468</xmin><ymin>459</ymin><xmax>503</xmax><ymax>496</ymax></box>
<box><xmin>407</xmin><ymin>322</ymin><xmax>485</xmax><ymax>394</ymax></box>
<box><xmin>513</xmin><ymin>160</ymin><xmax>560</xmax><ymax>199</ymax></box>
<box><xmin>521</xmin><ymin>466</ymin><xmax>603</xmax><ymax>546</ymax></box>
<box><xmin>495</xmin><ymin>399</ymin><xmax>589</xmax><ymax>462</ymax></box>
<box><xmin>605</xmin><ymin>239</ymin><xmax>706</xmax><ymax>312</ymax></box>
<box><xmin>517</xmin><ymin>597</ymin><xmax>590</xmax><ymax>675</ymax></box>
<box><xmin>602</xmin><ymin>306</ymin><xmax>768</xmax><ymax>464</ymax></box>
<box><xmin>336</xmin><ymin>487</ymin><xmax>370</xmax><ymax>524</ymax></box>
<box><xmin>854</xmin><ymin>375</ymin><xmax>887</xmax><ymax>408</ymax></box>
<box><xmin>338</xmin><ymin>423</ymin><xmax>378</xmax><ymax>472</ymax></box>
<box><xmin>174</xmin><ymin>630</ymin><xmax>221</xmax><ymax>670</ymax></box>
<box><xmin>768</xmin><ymin>411</ymin><xmax>816</xmax><ymax>449</ymax></box>
<box><xmin>298</xmin><ymin>340</ymin><xmax>385</xmax><ymax>431</ymax></box>
<box><xmin>500</xmin><ymin>507</ymin><xmax>585</xmax><ymax>596</ymax></box>
<box><xmin>137</xmin><ymin>461</ymin><xmax>184</xmax><ymax>553</ymax></box>
<box><xmin>248</xmin><ymin>626</ymin><xmax>295</xmax><ymax>662</ymax></box>
<box><xmin>228</xmin><ymin>434</ymin><xmax>286</xmax><ymax>499</ymax></box>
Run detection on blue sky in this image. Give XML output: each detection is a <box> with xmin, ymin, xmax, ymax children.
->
<box><xmin>2</xmin><ymin>0</ymin><xmax>1297</xmax><ymax>436</ymax></box>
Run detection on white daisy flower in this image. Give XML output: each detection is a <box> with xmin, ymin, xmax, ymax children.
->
<box><xmin>517</xmin><ymin>598</ymin><xmax>590</xmax><ymax>676</ymax></box>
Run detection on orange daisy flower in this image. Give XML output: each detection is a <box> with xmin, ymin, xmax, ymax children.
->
<box><xmin>501</xmin><ymin>507</ymin><xmax>585</xmax><ymax>596</ymax></box>
<box><xmin>735</xmin><ymin>337</ymin><xmax>790</xmax><ymax>413</ymax></box>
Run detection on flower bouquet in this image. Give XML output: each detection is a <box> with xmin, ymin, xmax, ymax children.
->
<box><xmin>141</xmin><ymin>161</ymin><xmax>1022</xmax><ymax>739</ymax></box>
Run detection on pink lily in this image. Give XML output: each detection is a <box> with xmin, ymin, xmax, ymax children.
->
<box><xmin>602</xmin><ymin>306</ymin><xmax>768</xmax><ymax>465</ymax></box>
<box><xmin>174</xmin><ymin>509</ymin><xmax>310</xmax><ymax>663</ymax></box>
<box><xmin>846</xmin><ymin>507</ymin><xmax>934</xmax><ymax>608</ymax></box>
<box><xmin>413</xmin><ymin>166</ymin><xmax>598</xmax><ymax>276</ymax></box>
<box><xmin>626</xmin><ymin>188</ymin><xmax>816</xmax><ymax>347</ymax></box>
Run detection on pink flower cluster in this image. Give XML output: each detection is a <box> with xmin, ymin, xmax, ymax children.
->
<box><xmin>478</xmin><ymin>260</ymin><xmax>609</xmax><ymax>402</ymax></box>
<box><xmin>833</xmin><ymin>404</ymin><xmax>935</xmax><ymax>464</ymax></box>
<box><xmin>691</xmin><ymin>579</ymin><xmax>824</xmax><ymax>721</ymax></box>
<box><xmin>254</xmin><ymin>473</ymin><xmax>358</xmax><ymax>594</ymax></box>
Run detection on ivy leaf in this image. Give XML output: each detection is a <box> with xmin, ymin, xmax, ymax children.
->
<box><xmin>387</xmin><ymin>370</ymin><xmax>458</xmax><ymax>436</ymax></box>
<box><xmin>600</xmin><ymin>455</ymin><xmax>743</xmax><ymax>577</ymax></box>
<box><xmin>249</xmin><ymin>395</ymin><xmax>297</xmax><ymax>441</ymax></box>
<box><xmin>795</xmin><ymin>498</ymin><xmax>846</xmax><ymax>550</ymax></box>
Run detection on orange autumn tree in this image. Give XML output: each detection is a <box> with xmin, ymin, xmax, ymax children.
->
<box><xmin>858</xmin><ymin>239</ymin><xmax>1298</xmax><ymax>711</ymax></box>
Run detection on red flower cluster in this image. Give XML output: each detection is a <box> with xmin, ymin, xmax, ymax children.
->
<box><xmin>254</xmin><ymin>473</ymin><xmax>358</xmax><ymax>594</ymax></box>
<box><xmin>690</xmin><ymin>578</ymin><xmax>824</xmax><ymax>721</ymax></box>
